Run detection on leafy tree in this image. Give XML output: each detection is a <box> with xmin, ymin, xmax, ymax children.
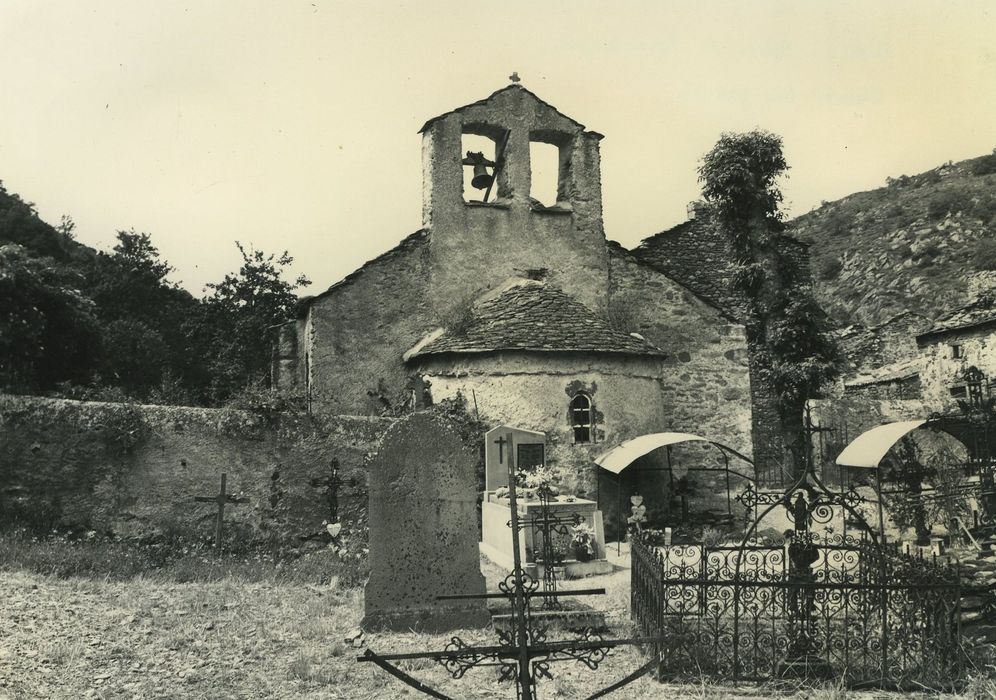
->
<box><xmin>84</xmin><ymin>230</ymin><xmax>206</xmax><ymax>401</ymax></box>
<box><xmin>202</xmin><ymin>243</ymin><xmax>310</xmax><ymax>402</ymax></box>
<box><xmin>0</xmin><ymin>182</ymin><xmax>87</xmax><ymax>262</ymax></box>
<box><xmin>0</xmin><ymin>244</ymin><xmax>100</xmax><ymax>391</ymax></box>
<box><xmin>699</xmin><ymin>130</ymin><xmax>840</xmax><ymax>479</ymax></box>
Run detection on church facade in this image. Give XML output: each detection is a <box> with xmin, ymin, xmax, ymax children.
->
<box><xmin>274</xmin><ymin>84</ymin><xmax>777</xmax><ymax>504</ymax></box>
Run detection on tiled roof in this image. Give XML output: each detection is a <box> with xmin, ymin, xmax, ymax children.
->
<box><xmin>405</xmin><ymin>280</ymin><xmax>664</xmax><ymax>360</ymax></box>
<box><xmin>306</xmin><ymin>229</ymin><xmax>429</xmax><ymax>305</ymax></box>
<box><xmin>918</xmin><ymin>295</ymin><xmax>996</xmax><ymax>341</ymax></box>
<box><xmin>844</xmin><ymin>358</ymin><xmax>922</xmax><ymax>389</ymax></box>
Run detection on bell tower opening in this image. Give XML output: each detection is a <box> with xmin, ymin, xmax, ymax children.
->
<box><xmin>529</xmin><ymin>129</ymin><xmax>572</xmax><ymax>210</ymax></box>
<box><xmin>461</xmin><ymin>123</ymin><xmax>510</xmax><ymax>204</ymax></box>
<box><xmin>529</xmin><ymin>140</ymin><xmax>560</xmax><ymax>207</ymax></box>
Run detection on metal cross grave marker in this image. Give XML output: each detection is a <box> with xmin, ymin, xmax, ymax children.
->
<box><xmin>193</xmin><ymin>472</ymin><xmax>249</xmax><ymax>548</ymax></box>
<box><xmin>527</xmin><ymin>483</ymin><xmax>582</xmax><ymax>610</ymax></box>
<box><xmin>309</xmin><ymin>457</ymin><xmax>350</xmax><ymax>524</ymax></box>
<box><xmin>359</xmin><ymin>432</ymin><xmax>661</xmax><ymax>700</ymax></box>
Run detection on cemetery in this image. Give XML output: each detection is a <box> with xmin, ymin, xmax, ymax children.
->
<box><xmin>2</xmin><ymin>15</ymin><xmax>996</xmax><ymax>694</ymax></box>
<box><xmin>7</xmin><ymin>379</ymin><xmax>996</xmax><ymax>697</ymax></box>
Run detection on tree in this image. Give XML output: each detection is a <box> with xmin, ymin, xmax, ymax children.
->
<box><xmin>202</xmin><ymin>243</ymin><xmax>310</xmax><ymax>402</ymax></box>
<box><xmin>84</xmin><ymin>230</ymin><xmax>206</xmax><ymax>401</ymax></box>
<box><xmin>0</xmin><ymin>244</ymin><xmax>100</xmax><ymax>391</ymax></box>
<box><xmin>699</xmin><ymin>131</ymin><xmax>840</xmax><ymax>479</ymax></box>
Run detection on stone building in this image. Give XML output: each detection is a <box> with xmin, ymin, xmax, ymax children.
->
<box><xmin>273</xmin><ymin>83</ymin><xmax>800</xmax><ymax>520</ymax></box>
<box><xmin>630</xmin><ymin>204</ymin><xmax>813</xmax><ymax>482</ymax></box>
<box><xmin>836</xmin><ymin>272</ymin><xmax>996</xmax><ymax>410</ymax></box>
<box><xmin>916</xmin><ymin>274</ymin><xmax>996</xmax><ymax>411</ymax></box>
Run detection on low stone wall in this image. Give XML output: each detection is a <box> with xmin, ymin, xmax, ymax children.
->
<box><xmin>0</xmin><ymin>395</ymin><xmax>391</xmax><ymax>543</ymax></box>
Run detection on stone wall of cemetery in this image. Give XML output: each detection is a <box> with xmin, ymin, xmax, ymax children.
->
<box><xmin>0</xmin><ymin>394</ymin><xmax>391</xmax><ymax>542</ymax></box>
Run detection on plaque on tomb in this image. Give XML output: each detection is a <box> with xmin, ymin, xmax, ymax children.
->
<box><xmin>517</xmin><ymin>443</ymin><xmax>545</xmax><ymax>471</ymax></box>
<box><xmin>363</xmin><ymin>412</ymin><xmax>489</xmax><ymax>632</ymax></box>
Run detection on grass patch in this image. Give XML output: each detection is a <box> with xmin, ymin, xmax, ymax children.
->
<box><xmin>0</xmin><ymin>526</ymin><xmax>368</xmax><ymax>586</ymax></box>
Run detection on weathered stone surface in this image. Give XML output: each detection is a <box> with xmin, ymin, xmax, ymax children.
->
<box><xmin>0</xmin><ymin>394</ymin><xmax>389</xmax><ymax>542</ymax></box>
<box><xmin>273</xmin><ymin>85</ymin><xmax>762</xmax><ymax>513</ymax></box>
<box><xmin>362</xmin><ymin>412</ymin><xmax>488</xmax><ymax>632</ymax></box>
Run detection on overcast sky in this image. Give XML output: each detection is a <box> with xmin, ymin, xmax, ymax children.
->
<box><xmin>2</xmin><ymin>1</ymin><xmax>994</xmax><ymax>295</ymax></box>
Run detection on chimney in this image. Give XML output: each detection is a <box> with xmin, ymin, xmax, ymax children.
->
<box><xmin>687</xmin><ymin>200</ymin><xmax>707</xmax><ymax>220</ymax></box>
<box><xmin>967</xmin><ymin>271</ymin><xmax>996</xmax><ymax>301</ymax></box>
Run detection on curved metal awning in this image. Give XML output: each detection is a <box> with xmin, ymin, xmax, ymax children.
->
<box><xmin>834</xmin><ymin>419</ymin><xmax>928</xmax><ymax>468</ymax></box>
<box><xmin>595</xmin><ymin>432</ymin><xmax>721</xmax><ymax>475</ymax></box>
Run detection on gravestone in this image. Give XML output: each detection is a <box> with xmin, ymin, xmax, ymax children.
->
<box><xmin>484</xmin><ymin>424</ymin><xmax>546</xmax><ymax>492</ymax></box>
<box><xmin>480</xmin><ymin>425</ymin><xmax>611</xmax><ymax>577</ymax></box>
<box><xmin>362</xmin><ymin>412</ymin><xmax>489</xmax><ymax>632</ymax></box>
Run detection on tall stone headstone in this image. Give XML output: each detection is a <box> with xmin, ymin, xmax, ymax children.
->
<box><xmin>362</xmin><ymin>412</ymin><xmax>489</xmax><ymax>632</ymax></box>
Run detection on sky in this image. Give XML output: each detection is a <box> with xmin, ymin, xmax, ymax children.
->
<box><xmin>1</xmin><ymin>1</ymin><xmax>994</xmax><ymax>295</ymax></box>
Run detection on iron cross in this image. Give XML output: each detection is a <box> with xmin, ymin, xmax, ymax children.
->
<box><xmin>360</xmin><ymin>431</ymin><xmax>660</xmax><ymax>700</ymax></box>
<box><xmin>309</xmin><ymin>458</ymin><xmax>344</xmax><ymax>523</ymax></box>
<box><xmin>194</xmin><ymin>472</ymin><xmax>248</xmax><ymax>548</ymax></box>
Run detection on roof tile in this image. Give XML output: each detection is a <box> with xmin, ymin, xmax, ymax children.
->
<box><xmin>406</xmin><ymin>281</ymin><xmax>664</xmax><ymax>360</ymax></box>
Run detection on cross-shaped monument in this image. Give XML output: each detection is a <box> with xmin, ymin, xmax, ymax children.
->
<box><xmin>193</xmin><ymin>472</ymin><xmax>249</xmax><ymax>548</ymax></box>
<box><xmin>309</xmin><ymin>458</ymin><xmax>351</xmax><ymax>524</ymax></box>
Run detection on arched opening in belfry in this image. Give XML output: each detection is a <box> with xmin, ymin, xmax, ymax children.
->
<box><xmin>529</xmin><ymin>140</ymin><xmax>560</xmax><ymax>207</ymax></box>
<box><xmin>461</xmin><ymin>123</ymin><xmax>509</xmax><ymax>204</ymax></box>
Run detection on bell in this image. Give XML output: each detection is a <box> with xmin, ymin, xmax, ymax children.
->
<box><xmin>471</xmin><ymin>162</ymin><xmax>493</xmax><ymax>190</ymax></box>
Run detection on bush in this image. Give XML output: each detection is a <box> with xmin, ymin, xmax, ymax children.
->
<box><xmin>969</xmin><ymin>195</ymin><xmax>996</xmax><ymax>224</ymax></box>
<box><xmin>927</xmin><ymin>190</ymin><xmax>971</xmax><ymax>220</ymax></box>
<box><xmin>970</xmin><ymin>153</ymin><xmax>996</xmax><ymax>177</ymax></box>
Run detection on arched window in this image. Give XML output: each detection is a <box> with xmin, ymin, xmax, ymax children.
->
<box><xmin>570</xmin><ymin>393</ymin><xmax>593</xmax><ymax>444</ymax></box>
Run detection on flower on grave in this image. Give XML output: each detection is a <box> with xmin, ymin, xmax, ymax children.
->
<box><xmin>494</xmin><ymin>486</ymin><xmax>510</xmax><ymax>500</ymax></box>
<box><xmin>570</xmin><ymin>521</ymin><xmax>596</xmax><ymax>560</ymax></box>
<box><xmin>627</xmin><ymin>495</ymin><xmax>647</xmax><ymax>526</ymax></box>
<box><xmin>521</xmin><ymin>467</ymin><xmax>559</xmax><ymax>498</ymax></box>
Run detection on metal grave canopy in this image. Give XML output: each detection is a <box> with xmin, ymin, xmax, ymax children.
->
<box><xmin>834</xmin><ymin>419</ymin><xmax>928</xmax><ymax>468</ymax></box>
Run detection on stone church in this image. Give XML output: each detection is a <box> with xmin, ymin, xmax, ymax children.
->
<box><xmin>273</xmin><ymin>83</ymin><xmax>808</xmax><ymax>507</ymax></box>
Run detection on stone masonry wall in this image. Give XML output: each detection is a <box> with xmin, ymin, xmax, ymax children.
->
<box><xmin>633</xmin><ymin>214</ymin><xmax>814</xmax><ymax>484</ymax></box>
<box><xmin>836</xmin><ymin>312</ymin><xmax>931</xmax><ymax>376</ymax></box>
<box><xmin>307</xmin><ymin>232</ymin><xmax>435</xmax><ymax>416</ymax></box>
<box><xmin>608</xmin><ymin>247</ymin><xmax>753</xmax><ymax>457</ymax></box>
<box><xmin>0</xmin><ymin>395</ymin><xmax>391</xmax><ymax>542</ymax></box>
<box><xmin>416</xmin><ymin>352</ymin><xmax>665</xmax><ymax>499</ymax></box>
<box><xmin>919</xmin><ymin>326</ymin><xmax>996</xmax><ymax>412</ymax></box>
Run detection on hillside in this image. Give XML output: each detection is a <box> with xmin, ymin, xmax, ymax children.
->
<box><xmin>789</xmin><ymin>152</ymin><xmax>996</xmax><ymax>327</ymax></box>
<box><xmin>0</xmin><ymin>181</ymin><xmax>95</xmax><ymax>263</ymax></box>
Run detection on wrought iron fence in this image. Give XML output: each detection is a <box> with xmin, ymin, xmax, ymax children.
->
<box><xmin>631</xmin><ymin>532</ymin><xmax>964</xmax><ymax>689</ymax></box>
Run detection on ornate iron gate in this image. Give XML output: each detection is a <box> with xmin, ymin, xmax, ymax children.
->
<box><xmin>631</xmin><ymin>477</ymin><xmax>964</xmax><ymax>689</ymax></box>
